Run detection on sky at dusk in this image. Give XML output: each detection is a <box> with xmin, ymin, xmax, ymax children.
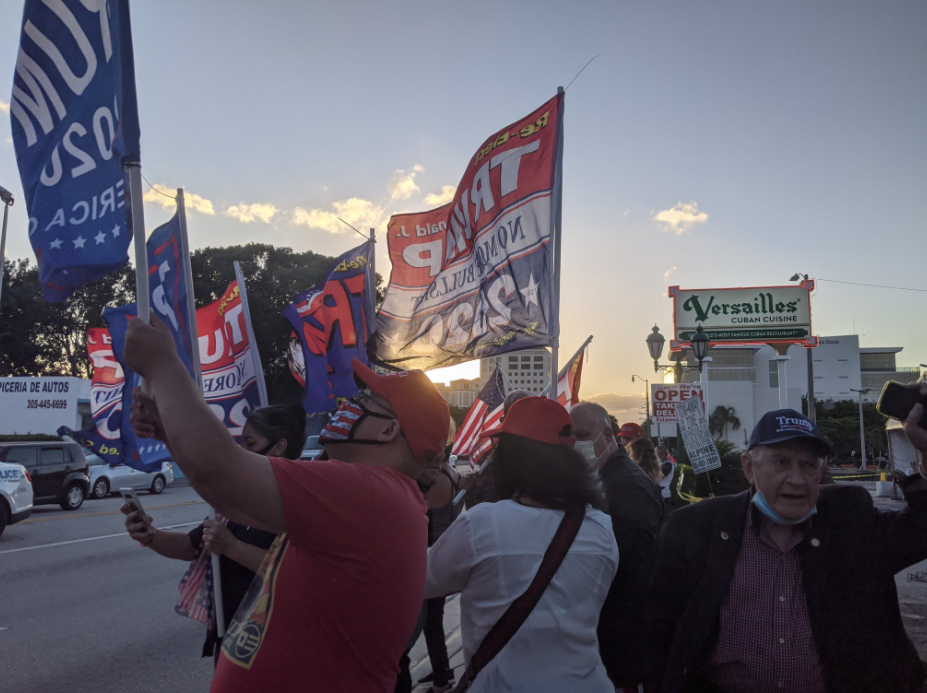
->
<box><xmin>2</xmin><ymin>1</ymin><xmax>925</xmax><ymax>421</ymax></box>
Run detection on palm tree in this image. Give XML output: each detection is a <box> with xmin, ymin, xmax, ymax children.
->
<box><xmin>708</xmin><ymin>405</ymin><xmax>742</xmax><ymax>442</ymax></box>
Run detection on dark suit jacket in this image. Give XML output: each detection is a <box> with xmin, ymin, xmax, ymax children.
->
<box><xmin>644</xmin><ymin>485</ymin><xmax>927</xmax><ymax>693</ymax></box>
<box><xmin>598</xmin><ymin>447</ymin><xmax>666</xmax><ymax>686</ymax></box>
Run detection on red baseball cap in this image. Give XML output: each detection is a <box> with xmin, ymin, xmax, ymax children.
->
<box><xmin>351</xmin><ymin>358</ymin><xmax>450</xmax><ymax>466</ymax></box>
<box><xmin>619</xmin><ymin>422</ymin><xmax>643</xmax><ymax>440</ymax></box>
<box><xmin>478</xmin><ymin>397</ymin><xmax>576</xmax><ymax>447</ymax></box>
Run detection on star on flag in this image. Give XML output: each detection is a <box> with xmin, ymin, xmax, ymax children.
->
<box><xmin>72</xmin><ymin>236</ymin><xmax>86</xmax><ymax>249</ymax></box>
<box><xmin>49</xmin><ymin>238</ymin><xmax>63</xmax><ymax>250</ymax></box>
<box><xmin>520</xmin><ymin>273</ymin><xmax>540</xmax><ymax>307</ymax></box>
<box><xmin>94</xmin><ymin>231</ymin><xmax>106</xmax><ymax>245</ymax></box>
<box><xmin>112</xmin><ymin>224</ymin><xmax>121</xmax><ymax>238</ymax></box>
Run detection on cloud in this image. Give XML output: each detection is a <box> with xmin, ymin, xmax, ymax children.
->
<box><xmin>664</xmin><ymin>266</ymin><xmax>677</xmax><ymax>281</ymax></box>
<box><xmin>0</xmin><ymin>100</ymin><xmax>9</xmax><ymax>114</ymax></box>
<box><xmin>292</xmin><ymin>197</ymin><xmax>387</xmax><ymax>235</ymax></box>
<box><xmin>581</xmin><ymin>392</ymin><xmax>646</xmax><ymax>418</ymax></box>
<box><xmin>4</xmin><ymin>137</ymin><xmax>11</xmax><ymax>145</ymax></box>
<box><xmin>226</xmin><ymin>202</ymin><xmax>279</xmax><ymax>224</ymax></box>
<box><xmin>388</xmin><ymin>164</ymin><xmax>425</xmax><ymax>200</ymax></box>
<box><xmin>142</xmin><ymin>184</ymin><xmax>215</xmax><ymax>215</ymax></box>
<box><xmin>424</xmin><ymin>185</ymin><xmax>456</xmax><ymax>207</ymax></box>
<box><xmin>621</xmin><ymin>209</ymin><xmax>630</xmax><ymax>216</ymax></box>
<box><xmin>653</xmin><ymin>200</ymin><xmax>708</xmax><ymax>234</ymax></box>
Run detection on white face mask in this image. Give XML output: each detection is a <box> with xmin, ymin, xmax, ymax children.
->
<box><xmin>575</xmin><ymin>430</ymin><xmax>606</xmax><ymax>466</ymax></box>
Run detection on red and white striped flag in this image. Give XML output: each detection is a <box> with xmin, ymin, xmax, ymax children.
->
<box><xmin>453</xmin><ymin>368</ymin><xmax>506</xmax><ymax>472</ymax></box>
<box><xmin>556</xmin><ymin>349</ymin><xmax>585</xmax><ymax>411</ymax></box>
<box><xmin>174</xmin><ymin>515</ymin><xmax>226</xmax><ymax>629</ymax></box>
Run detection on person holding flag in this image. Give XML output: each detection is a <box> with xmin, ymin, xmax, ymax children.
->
<box><xmin>124</xmin><ymin>315</ymin><xmax>449</xmax><ymax>693</ymax></box>
<box><xmin>120</xmin><ymin>405</ymin><xmax>304</xmax><ymax>662</ymax></box>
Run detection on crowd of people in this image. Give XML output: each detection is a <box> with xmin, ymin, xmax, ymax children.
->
<box><xmin>119</xmin><ymin>315</ymin><xmax>927</xmax><ymax>693</ymax></box>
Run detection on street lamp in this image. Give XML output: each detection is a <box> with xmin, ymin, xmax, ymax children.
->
<box><xmin>691</xmin><ymin>325</ymin><xmax>710</xmax><ymax>370</ymax></box>
<box><xmin>631</xmin><ymin>374</ymin><xmax>650</xmax><ymax>430</ymax></box>
<box><xmin>789</xmin><ymin>272</ymin><xmax>817</xmax><ymax>425</ymax></box>
<box><xmin>0</xmin><ymin>184</ymin><xmax>14</xmax><ymax>323</ymax></box>
<box><xmin>850</xmin><ymin>387</ymin><xmax>870</xmax><ymax>470</ymax></box>
<box><xmin>647</xmin><ymin>325</ymin><xmax>666</xmax><ymax>372</ymax></box>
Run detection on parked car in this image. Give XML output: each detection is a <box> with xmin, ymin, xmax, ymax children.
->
<box><xmin>0</xmin><ymin>441</ymin><xmax>90</xmax><ymax>510</ymax></box>
<box><xmin>0</xmin><ymin>460</ymin><xmax>33</xmax><ymax>537</ymax></box>
<box><xmin>86</xmin><ymin>454</ymin><xmax>174</xmax><ymax>499</ymax></box>
<box><xmin>300</xmin><ymin>435</ymin><xmax>323</xmax><ymax>461</ymax></box>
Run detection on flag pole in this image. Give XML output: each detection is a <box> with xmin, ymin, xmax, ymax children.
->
<box><xmin>125</xmin><ymin>165</ymin><xmax>150</xmax><ymax>322</ymax></box>
<box><xmin>233</xmin><ymin>261</ymin><xmax>269</xmax><ymax>407</ymax></box>
<box><xmin>177</xmin><ymin>190</ymin><xmax>224</xmax><ymax>638</ymax></box>
<box><xmin>540</xmin><ymin>334</ymin><xmax>592</xmax><ymax>398</ymax></box>
<box><xmin>547</xmin><ymin>86</ymin><xmax>565</xmax><ymax>401</ymax></box>
<box><xmin>367</xmin><ymin>228</ymin><xmax>377</xmax><ymax>340</ymax></box>
<box><xmin>176</xmin><ymin>189</ymin><xmax>203</xmax><ymax>391</ymax></box>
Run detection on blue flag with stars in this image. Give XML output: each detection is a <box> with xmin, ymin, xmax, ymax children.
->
<box><xmin>11</xmin><ymin>0</ymin><xmax>141</xmax><ymax>302</ymax></box>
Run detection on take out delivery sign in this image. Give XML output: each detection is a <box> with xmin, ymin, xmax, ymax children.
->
<box><xmin>652</xmin><ymin>384</ymin><xmax>705</xmax><ymax>424</ymax></box>
<box><xmin>669</xmin><ymin>280</ymin><xmax>816</xmax><ymax>350</ymax></box>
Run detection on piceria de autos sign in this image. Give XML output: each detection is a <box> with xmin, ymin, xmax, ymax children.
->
<box><xmin>669</xmin><ymin>280</ymin><xmax>816</xmax><ymax>350</ymax></box>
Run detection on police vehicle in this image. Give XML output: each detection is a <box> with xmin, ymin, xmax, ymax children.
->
<box><xmin>0</xmin><ymin>459</ymin><xmax>34</xmax><ymax>537</ymax></box>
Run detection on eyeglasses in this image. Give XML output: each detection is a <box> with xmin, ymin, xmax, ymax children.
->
<box><xmin>353</xmin><ymin>390</ymin><xmax>396</xmax><ymax>417</ymax></box>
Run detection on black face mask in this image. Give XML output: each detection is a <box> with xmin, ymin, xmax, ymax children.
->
<box><xmin>319</xmin><ymin>398</ymin><xmax>394</xmax><ymax>446</ymax></box>
<box><xmin>255</xmin><ymin>441</ymin><xmax>277</xmax><ymax>456</ymax></box>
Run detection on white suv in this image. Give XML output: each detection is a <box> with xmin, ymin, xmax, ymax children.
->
<box><xmin>0</xmin><ymin>460</ymin><xmax>34</xmax><ymax>537</ymax></box>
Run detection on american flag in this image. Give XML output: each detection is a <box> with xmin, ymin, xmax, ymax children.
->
<box><xmin>174</xmin><ymin>515</ymin><xmax>226</xmax><ymax>630</ymax></box>
<box><xmin>453</xmin><ymin>368</ymin><xmax>506</xmax><ymax>472</ymax></box>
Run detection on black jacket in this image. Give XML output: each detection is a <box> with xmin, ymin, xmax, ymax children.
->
<box><xmin>643</xmin><ymin>486</ymin><xmax>927</xmax><ymax>693</ymax></box>
<box><xmin>597</xmin><ymin>446</ymin><xmax>666</xmax><ymax>686</ymax></box>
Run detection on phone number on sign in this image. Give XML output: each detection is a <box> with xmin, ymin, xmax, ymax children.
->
<box><xmin>26</xmin><ymin>399</ymin><xmax>69</xmax><ymax>410</ymax></box>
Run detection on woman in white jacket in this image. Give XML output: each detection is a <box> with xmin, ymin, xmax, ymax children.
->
<box><xmin>425</xmin><ymin>397</ymin><xmax>618</xmax><ymax>693</ymax></box>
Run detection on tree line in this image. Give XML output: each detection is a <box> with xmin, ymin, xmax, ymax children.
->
<box><xmin>0</xmin><ymin>244</ymin><xmax>370</xmax><ymax>405</ymax></box>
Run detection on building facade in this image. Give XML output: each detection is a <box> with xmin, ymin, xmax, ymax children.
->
<box><xmin>480</xmin><ymin>348</ymin><xmax>551</xmax><ymax>394</ymax></box>
<box><xmin>448</xmin><ymin>379</ymin><xmax>480</xmax><ymax>408</ymax></box>
<box><xmin>653</xmin><ymin>335</ymin><xmax>921</xmax><ymax>443</ymax></box>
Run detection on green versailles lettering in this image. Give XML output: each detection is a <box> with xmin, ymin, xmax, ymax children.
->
<box><xmin>682</xmin><ymin>293</ymin><xmax>800</xmax><ymax>322</ymax></box>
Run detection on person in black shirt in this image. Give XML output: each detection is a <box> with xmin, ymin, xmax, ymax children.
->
<box><xmin>122</xmin><ymin>405</ymin><xmax>305</xmax><ymax>661</ymax></box>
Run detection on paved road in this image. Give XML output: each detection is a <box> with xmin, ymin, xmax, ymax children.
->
<box><xmin>0</xmin><ymin>484</ymin><xmax>215</xmax><ymax>693</ymax></box>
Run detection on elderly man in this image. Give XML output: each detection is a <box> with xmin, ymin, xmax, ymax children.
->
<box><xmin>645</xmin><ymin>391</ymin><xmax>927</xmax><ymax>693</ymax></box>
<box><xmin>571</xmin><ymin>402</ymin><xmax>664</xmax><ymax>689</ymax></box>
<box><xmin>123</xmin><ymin>316</ymin><xmax>450</xmax><ymax>693</ymax></box>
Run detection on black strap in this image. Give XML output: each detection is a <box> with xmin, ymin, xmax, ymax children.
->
<box><xmin>453</xmin><ymin>505</ymin><xmax>585</xmax><ymax>691</ymax></box>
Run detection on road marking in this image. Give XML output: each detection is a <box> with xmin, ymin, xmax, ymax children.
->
<box><xmin>21</xmin><ymin>500</ymin><xmax>206</xmax><ymax>524</ymax></box>
<box><xmin>0</xmin><ymin>521</ymin><xmax>200</xmax><ymax>555</ymax></box>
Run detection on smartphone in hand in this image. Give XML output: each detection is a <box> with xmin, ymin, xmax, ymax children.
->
<box><xmin>119</xmin><ymin>487</ymin><xmax>146</xmax><ymax>518</ymax></box>
<box><xmin>877</xmin><ymin>382</ymin><xmax>927</xmax><ymax>428</ymax></box>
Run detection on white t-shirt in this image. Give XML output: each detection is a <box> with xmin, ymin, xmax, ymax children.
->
<box><xmin>425</xmin><ymin>500</ymin><xmax>619</xmax><ymax>693</ymax></box>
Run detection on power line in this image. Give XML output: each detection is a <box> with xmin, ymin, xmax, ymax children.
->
<box><xmin>140</xmin><ymin>174</ymin><xmax>176</xmax><ymax>199</ymax></box>
<box><xmin>817</xmin><ymin>278</ymin><xmax>927</xmax><ymax>293</ymax></box>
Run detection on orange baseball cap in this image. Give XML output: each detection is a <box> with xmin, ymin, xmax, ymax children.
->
<box><xmin>478</xmin><ymin>397</ymin><xmax>576</xmax><ymax>447</ymax></box>
<box><xmin>351</xmin><ymin>358</ymin><xmax>450</xmax><ymax>466</ymax></box>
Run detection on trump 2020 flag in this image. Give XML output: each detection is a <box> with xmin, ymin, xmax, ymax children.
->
<box><xmin>284</xmin><ymin>241</ymin><xmax>375</xmax><ymax>417</ymax></box>
<box><xmin>58</xmin><ymin>327</ymin><xmax>127</xmax><ymax>463</ymax></box>
<box><xmin>377</xmin><ymin>94</ymin><xmax>562</xmax><ymax>370</ymax></box>
<box><xmin>198</xmin><ymin>281</ymin><xmax>262</xmax><ymax>440</ymax></box>
<box><xmin>11</xmin><ymin>0</ymin><xmax>141</xmax><ymax>302</ymax></box>
<box><xmin>105</xmin><ymin>305</ymin><xmax>171</xmax><ymax>472</ymax></box>
<box><xmin>453</xmin><ymin>368</ymin><xmax>506</xmax><ymax>472</ymax></box>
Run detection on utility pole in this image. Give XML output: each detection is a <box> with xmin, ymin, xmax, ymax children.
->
<box><xmin>850</xmin><ymin>388</ymin><xmax>868</xmax><ymax>470</ymax></box>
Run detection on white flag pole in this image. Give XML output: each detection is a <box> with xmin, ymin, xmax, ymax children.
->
<box><xmin>367</xmin><ymin>228</ymin><xmax>377</xmax><ymax>340</ymax></box>
<box><xmin>176</xmin><ymin>190</ymin><xmax>225</xmax><ymax>638</ymax></box>
<box><xmin>0</xmin><ymin>187</ymin><xmax>13</xmax><ymax>324</ymax></box>
<box><xmin>547</xmin><ymin>86</ymin><xmax>565</xmax><ymax>401</ymax></box>
<box><xmin>125</xmin><ymin>165</ymin><xmax>150</xmax><ymax>323</ymax></box>
<box><xmin>233</xmin><ymin>261</ymin><xmax>269</xmax><ymax>407</ymax></box>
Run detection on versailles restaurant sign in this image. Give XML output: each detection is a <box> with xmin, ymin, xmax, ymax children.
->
<box><xmin>669</xmin><ymin>279</ymin><xmax>816</xmax><ymax>349</ymax></box>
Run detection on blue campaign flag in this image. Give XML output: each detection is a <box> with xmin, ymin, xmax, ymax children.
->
<box><xmin>11</xmin><ymin>0</ymin><xmax>141</xmax><ymax>302</ymax></box>
<box><xmin>283</xmin><ymin>241</ymin><xmax>375</xmax><ymax>417</ymax></box>
<box><xmin>105</xmin><ymin>304</ymin><xmax>170</xmax><ymax>472</ymax></box>
<box><xmin>147</xmin><ymin>211</ymin><xmax>196</xmax><ymax>377</ymax></box>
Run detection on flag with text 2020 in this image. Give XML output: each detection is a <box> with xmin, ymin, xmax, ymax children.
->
<box><xmin>377</xmin><ymin>94</ymin><xmax>562</xmax><ymax>370</ymax></box>
<box><xmin>11</xmin><ymin>0</ymin><xmax>141</xmax><ymax>302</ymax></box>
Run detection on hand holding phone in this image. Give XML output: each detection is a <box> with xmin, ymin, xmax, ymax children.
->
<box><xmin>877</xmin><ymin>382</ymin><xmax>927</xmax><ymax>429</ymax></box>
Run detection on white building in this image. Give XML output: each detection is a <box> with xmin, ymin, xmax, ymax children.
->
<box><xmin>653</xmin><ymin>335</ymin><xmax>920</xmax><ymax>444</ymax></box>
<box><xmin>480</xmin><ymin>348</ymin><xmax>551</xmax><ymax>394</ymax></box>
<box><xmin>448</xmin><ymin>379</ymin><xmax>480</xmax><ymax>408</ymax></box>
<box><xmin>0</xmin><ymin>376</ymin><xmax>92</xmax><ymax>435</ymax></box>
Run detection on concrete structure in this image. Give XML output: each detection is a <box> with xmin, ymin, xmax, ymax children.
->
<box><xmin>448</xmin><ymin>379</ymin><xmax>480</xmax><ymax>408</ymax></box>
<box><xmin>653</xmin><ymin>335</ymin><xmax>920</xmax><ymax>445</ymax></box>
<box><xmin>480</xmin><ymin>348</ymin><xmax>551</xmax><ymax>394</ymax></box>
<box><xmin>0</xmin><ymin>376</ymin><xmax>91</xmax><ymax>435</ymax></box>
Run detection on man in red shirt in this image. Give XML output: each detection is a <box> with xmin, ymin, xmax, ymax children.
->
<box><xmin>124</xmin><ymin>317</ymin><xmax>450</xmax><ymax>693</ymax></box>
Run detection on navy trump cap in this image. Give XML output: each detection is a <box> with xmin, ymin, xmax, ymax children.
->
<box><xmin>748</xmin><ymin>409</ymin><xmax>833</xmax><ymax>458</ymax></box>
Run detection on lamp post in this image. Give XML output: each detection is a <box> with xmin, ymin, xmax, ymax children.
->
<box><xmin>790</xmin><ymin>272</ymin><xmax>817</xmax><ymax>424</ymax></box>
<box><xmin>631</xmin><ymin>374</ymin><xmax>650</xmax><ymax>433</ymax></box>
<box><xmin>645</xmin><ymin>324</ymin><xmax>712</xmax><ymax>457</ymax></box>
<box><xmin>850</xmin><ymin>387</ymin><xmax>870</xmax><ymax>470</ymax></box>
<box><xmin>0</xmin><ymin>185</ymin><xmax>14</xmax><ymax>324</ymax></box>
